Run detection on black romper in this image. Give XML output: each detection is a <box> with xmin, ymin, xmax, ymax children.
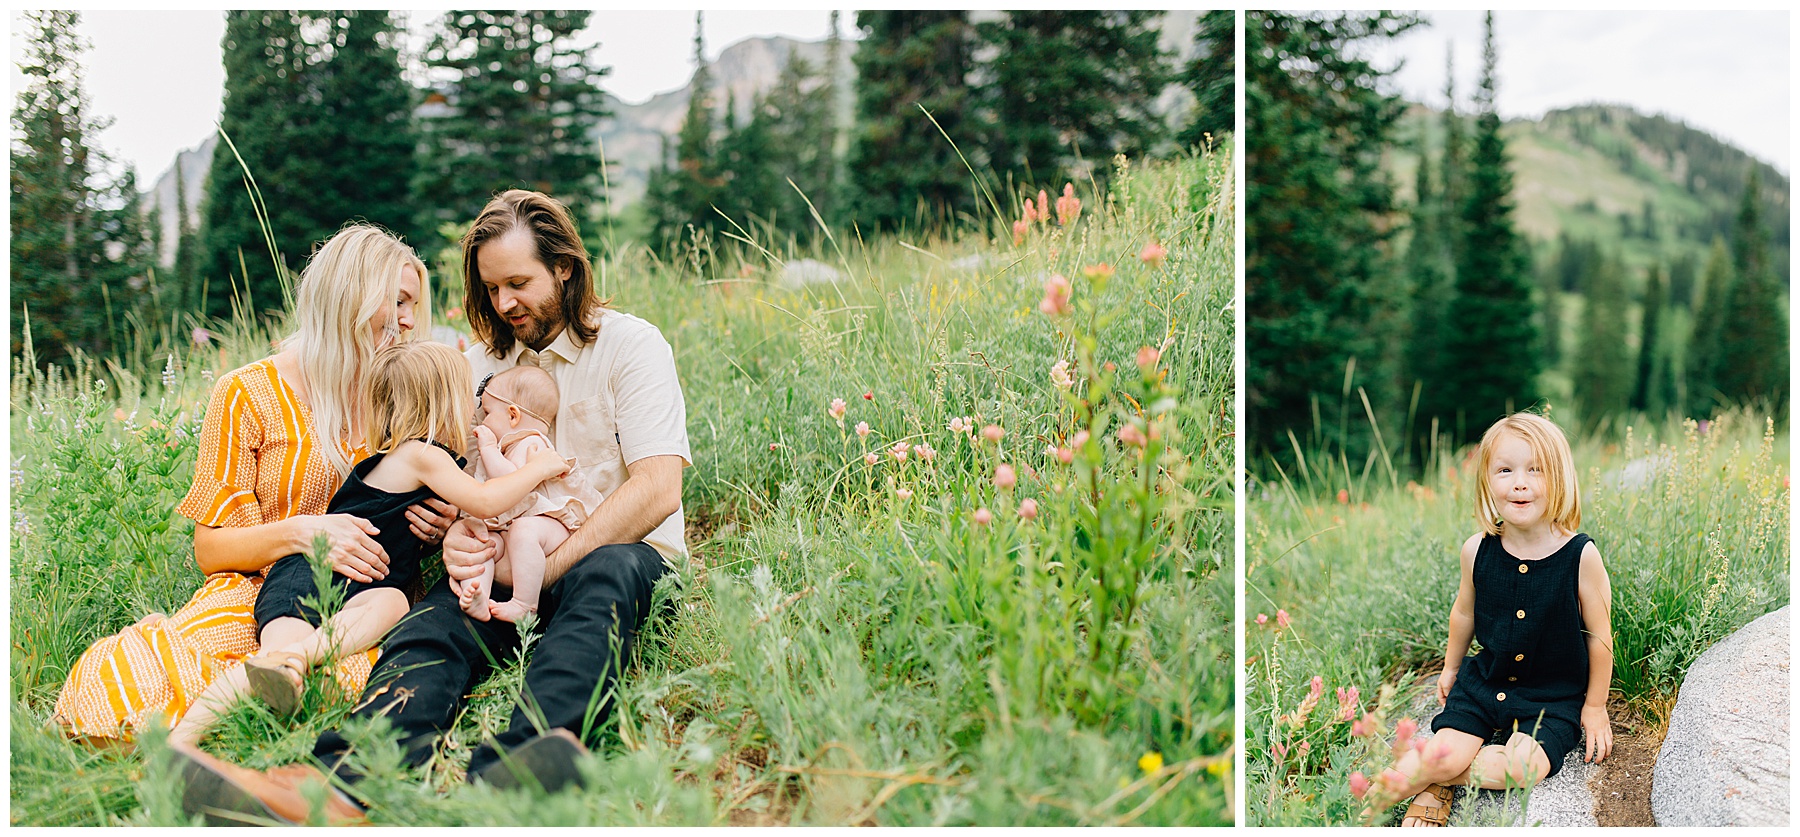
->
<box><xmin>1430</xmin><ymin>532</ymin><xmax>1593</xmax><ymax>778</ymax></box>
<box><xmin>253</xmin><ymin>442</ymin><xmax>464</xmax><ymax>633</ymax></box>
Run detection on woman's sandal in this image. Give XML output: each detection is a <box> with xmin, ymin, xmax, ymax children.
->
<box><xmin>244</xmin><ymin>651</ymin><xmax>308</xmax><ymax>717</ymax></box>
<box><xmin>1403</xmin><ymin>782</ymin><xmax>1455</xmax><ymax>827</ymax></box>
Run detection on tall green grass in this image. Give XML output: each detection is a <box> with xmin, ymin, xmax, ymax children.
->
<box><xmin>1245</xmin><ymin>404</ymin><xmax>1789</xmax><ymax>826</ymax></box>
<box><xmin>10</xmin><ymin>151</ymin><xmax>1233</xmax><ymax>825</ymax></box>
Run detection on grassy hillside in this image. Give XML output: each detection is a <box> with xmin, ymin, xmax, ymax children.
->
<box><xmin>10</xmin><ymin>152</ymin><xmax>1232</xmax><ymax>826</ymax></box>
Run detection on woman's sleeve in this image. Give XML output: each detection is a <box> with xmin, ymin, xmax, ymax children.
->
<box><xmin>174</xmin><ymin>373</ymin><xmax>267</xmax><ymax>528</ymax></box>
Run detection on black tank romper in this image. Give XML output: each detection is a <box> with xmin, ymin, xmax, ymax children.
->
<box><xmin>1430</xmin><ymin>532</ymin><xmax>1592</xmax><ymax>778</ymax></box>
<box><xmin>253</xmin><ymin>442</ymin><xmax>465</xmax><ymax>633</ymax></box>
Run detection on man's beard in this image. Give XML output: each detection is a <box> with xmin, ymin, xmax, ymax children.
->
<box><xmin>507</xmin><ymin>300</ymin><xmax>564</xmax><ymax>348</ymax></box>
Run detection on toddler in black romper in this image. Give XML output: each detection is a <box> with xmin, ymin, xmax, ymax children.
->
<box><xmin>1430</xmin><ymin>532</ymin><xmax>1591</xmax><ymax>778</ymax></box>
<box><xmin>254</xmin><ymin>442</ymin><xmax>464</xmax><ymax>633</ymax></box>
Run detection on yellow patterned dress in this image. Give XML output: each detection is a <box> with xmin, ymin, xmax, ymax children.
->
<box><xmin>52</xmin><ymin>359</ymin><xmax>378</xmax><ymax>741</ymax></box>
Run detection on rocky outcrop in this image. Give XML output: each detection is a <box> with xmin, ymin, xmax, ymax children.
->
<box><xmin>1652</xmin><ymin>606</ymin><xmax>1790</xmax><ymax>827</ymax></box>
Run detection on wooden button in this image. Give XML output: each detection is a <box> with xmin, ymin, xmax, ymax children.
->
<box><xmin>1516</xmin><ymin>610</ymin><xmax>1526</xmax><ymax>619</ymax></box>
<box><xmin>1518</xmin><ymin>564</ymin><xmax>1529</xmax><ymax>574</ymax></box>
<box><xmin>1508</xmin><ymin>676</ymin><xmax>1518</xmax><ymax>681</ymax></box>
<box><xmin>1514</xmin><ymin>654</ymin><xmax>1525</xmax><ymax>661</ymax></box>
<box><xmin>1496</xmin><ymin>692</ymin><xmax>1507</xmax><ymax>701</ymax></box>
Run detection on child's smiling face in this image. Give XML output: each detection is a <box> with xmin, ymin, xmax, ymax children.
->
<box><xmin>1488</xmin><ymin>432</ymin><xmax>1548</xmax><ymax>530</ymax></box>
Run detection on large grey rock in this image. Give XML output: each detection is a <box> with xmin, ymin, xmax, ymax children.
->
<box><xmin>1653</xmin><ymin>606</ymin><xmax>1790</xmax><ymax>827</ymax></box>
<box><xmin>1403</xmin><ymin>688</ymin><xmax>1596</xmax><ymax>827</ymax></box>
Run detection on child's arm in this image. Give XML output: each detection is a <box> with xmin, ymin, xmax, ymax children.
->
<box><xmin>1437</xmin><ymin>534</ymin><xmax>1481</xmax><ymax>703</ymax></box>
<box><xmin>473</xmin><ymin>425</ymin><xmax>518</xmax><ymax>478</ymax></box>
<box><xmin>403</xmin><ymin>441</ymin><xmax>568</xmax><ymax>519</ymax></box>
<box><xmin>1577</xmin><ymin>540</ymin><xmax>1614</xmax><ymax>763</ymax></box>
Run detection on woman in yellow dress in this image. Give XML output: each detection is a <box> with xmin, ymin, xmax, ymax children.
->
<box><xmin>52</xmin><ymin>225</ymin><xmax>461</xmax><ymax>743</ymax></box>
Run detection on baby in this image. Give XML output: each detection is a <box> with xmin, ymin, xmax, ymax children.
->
<box><xmin>455</xmin><ymin>365</ymin><xmax>606</xmax><ymax>622</ymax></box>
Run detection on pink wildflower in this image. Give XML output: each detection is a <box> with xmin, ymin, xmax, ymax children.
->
<box><xmin>856</xmin><ymin>421</ymin><xmax>871</xmax><ymax>438</ymax></box>
<box><xmin>982</xmin><ymin>424</ymin><xmax>1005</xmax><ymax>443</ymax></box>
<box><xmin>890</xmin><ymin>441</ymin><xmax>910</xmax><ymax>462</ymax></box>
<box><xmin>1017</xmin><ymin>498</ymin><xmax>1038</xmax><ymax>520</ymax></box>
<box><xmin>1036</xmin><ymin>189</ymin><xmax>1050</xmax><ymax>224</ymax></box>
<box><xmin>1103</xmin><ymin>361</ymin><xmax>1117</xmax><ymax>372</ymax></box>
<box><xmin>1050</xmin><ymin>359</ymin><xmax>1074</xmax><ymax>389</ymax></box>
<box><xmin>192</xmin><ymin>327</ymin><xmax>212</xmax><ymax>346</ymax></box>
<box><xmin>1337</xmin><ymin>488</ymin><xmax>1349</xmax><ymax>504</ymax></box>
<box><xmin>864</xmin><ymin>391</ymin><xmax>874</xmax><ymax>401</ymax></box>
<box><xmin>1255</xmin><ymin>613</ymin><xmax>1268</xmax><ymax>625</ymax></box>
<box><xmin>1055</xmin><ymin>183</ymin><xmax>1080</xmax><ymax>225</ymax></box>
<box><xmin>1071</xmin><ymin>430</ymin><xmax>1090</xmax><ymax>448</ymax></box>
<box><xmin>994</xmin><ymin>464</ymin><xmax>1017</xmax><ymax>491</ymax></box>
<box><xmin>1271</xmin><ymin>742</ymin><xmax>1288</xmax><ymax>761</ymax></box>
<box><xmin>1139</xmin><ymin>239</ymin><xmax>1167</xmax><ymax>267</ymax></box>
<box><xmin>1297</xmin><ymin>740</ymin><xmax>1311</xmax><ymax>756</ymax></box>
<box><xmin>1022</xmin><ymin>197</ymin><xmax>1040</xmax><ymax>225</ymax></box>
<box><xmin>446</xmin><ymin>306</ymin><xmax>463</xmax><ymax>319</ymax></box>
<box><xmin>1012</xmin><ymin>219</ymin><xmax>1029</xmax><ymax>246</ymax></box>
<box><xmin>828</xmin><ymin>397</ymin><xmax>847</xmax><ymax>423</ymax></box>
<box><xmin>1119</xmin><ymin>424</ymin><xmax>1147</xmax><ymax>448</ymax></box>
<box><xmin>1135</xmin><ymin>346</ymin><xmax>1160</xmax><ymax>372</ymax></box>
<box><xmin>457</xmin><ymin>336</ymin><xmax>466</xmax><ymax>351</ymax></box>
<box><xmin>973</xmin><ymin>508</ymin><xmax>993</xmax><ymax>526</ymax></box>
<box><xmin>1394</xmin><ymin>717</ymin><xmax>1418</xmax><ymax>750</ymax></box>
<box><xmin>913</xmin><ymin>442</ymin><xmax>937</xmax><ymax>462</ymax></box>
<box><xmin>895</xmin><ymin>487</ymin><xmax>913</xmax><ymax>501</ymax></box>
<box><xmin>1276</xmin><ymin>609</ymin><xmax>1291</xmax><ymax>629</ymax></box>
<box><xmin>769</xmin><ymin>443</ymin><xmax>781</xmax><ymax>451</ymax></box>
<box><xmin>1056</xmin><ymin>446</ymin><xmax>1074</xmax><ymax>464</ymax></box>
<box><xmin>1337</xmin><ymin>686</ymin><xmax>1361</xmax><ymax>722</ymax></box>
<box><xmin>947</xmin><ymin>416</ymin><xmax>968</xmax><ymax>434</ymax></box>
<box><xmin>1081</xmin><ymin>262</ymin><xmax>1115</xmax><ymax>281</ymax></box>
<box><xmin>1349</xmin><ymin>771</ymin><xmax>1370</xmax><ymax>800</ymax></box>
<box><xmin>864</xmin><ymin>452</ymin><xmax>879</xmax><ymax>466</ymax></box>
<box><xmin>1039</xmin><ymin>273</ymin><xmax>1072</xmax><ymax>317</ymax></box>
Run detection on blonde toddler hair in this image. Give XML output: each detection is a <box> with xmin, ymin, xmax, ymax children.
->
<box><xmin>1472</xmin><ymin>412</ymin><xmax>1581</xmax><ymax>536</ymax></box>
<box><xmin>365</xmin><ymin>342</ymin><xmax>472</xmax><ymax>456</ymax></box>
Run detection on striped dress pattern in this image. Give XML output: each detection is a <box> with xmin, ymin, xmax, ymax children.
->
<box><xmin>52</xmin><ymin>359</ymin><xmax>379</xmax><ymax>741</ymax></box>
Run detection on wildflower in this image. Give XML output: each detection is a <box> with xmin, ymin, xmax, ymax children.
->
<box><xmin>1337</xmin><ymin>685</ymin><xmax>1361</xmax><ymax>722</ymax></box>
<box><xmin>864</xmin><ymin>452</ymin><xmax>879</xmax><ymax>466</ymax></box>
<box><xmin>1350</xmin><ymin>714</ymin><xmax>1372</xmax><ymax>738</ymax></box>
<box><xmin>446</xmin><ymin>306</ymin><xmax>463</xmax><ymax>319</ymax></box>
<box><xmin>1139</xmin><ymin>239</ymin><xmax>1167</xmax><ymax>267</ymax></box>
<box><xmin>982</xmin><ymin>424</ymin><xmax>1005</xmax><ymax>443</ymax></box>
<box><xmin>895</xmin><ymin>487</ymin><xmax>913</xmax><ymax>501</ymax></box>
<box><xmin>856</xmin><ymin>421</ymin><xmax>871</xmax><ymax>438</ymax></box>
<box><xmin>1036</xmin><ymin>189</ymin><xmax>1050</xmax><ymax>224</ymax></box>
<box><xmin>828</xmin><ymin>397</ymin><xmax>847</xmax><ymax>420</ymax></box>
<box><xmin>457</xmin><ymin>336</ymin><xmax>467</xmax><ymax>351</ymax></box>
<box><xmin>890</xmin><ymin>441</ymin><xmax>910</xmax><ymax>462</ymax></box>
<box><xmin>1272</xmin><ymin>742</ymin><xmax>1288</xmax><ymax>761</ymax></box>
<box><xmin>1135</xmin><ymin>346</ymin><xmax>1160</xmax><ymax>372</ymax></box>
<box><xmin>1050</xmin><ymin>359</ymin><xmax>1074</xmax><ymax>389</ymax></box>
<box><xmin>1394</xmin><ymin>717</ymin><xmax>1418</xmax><ymax>751</ymax></box>
<box><xmin>1038</xmin><ymin>274</ymin><xmax>1072</xmax><ymax>317</ymax></box>
<box><xmin>1081</xmin><ymin>262</ymin><xmax>1115</xmax><ymax>281</ymax></box>
<box><xmin>192</xmin><ymin>327</ymin><xmax>212</xmax><ymax>346</ymax></box>
<box><xmin>1255</xmin><ymin>613</ymin><xmax>1268</xmax><ymax>625</ymax></box>
<box><xmin>863</xmin><ymin>390</ymin><xmax>874</xmax><ymax>401</ymax></box>
<box><xmin>1298</xmin><ymin>740</ymin><xmax>1311</xmax><ymax>756</ymax></box>
<box><xmin>1022</xmin><ymin>197</ymin><xmax>1041</xmax><ymax>224</ymax></box>
<box><xmin>1376</xmin><ymin>767</ymin><xmax>1409</xmax><ymax>796</ymax></box>
<box><xmin>1289</xmin><ymin>676</ymin><xmax>1323</xmax><ymax>726</ymax></box>
<box><xmin>1349</xmin><ymin>771</ymin><xmax>1371</xmax><ymax>800</ymax></box>
<box><xmin>769</xmin><ymin>443</ymin><xmax>781</xmax><ymax>451</ymax></box>
<box><xmin>1103</xmin><ymin>361</ymin><xmax>1117</xmax><ymax>372</ymax></box>
<box><xmin>1276</xmin><ymin>609</ymin><xmax>1291</xmax><ymax>629</ymax></box>
<box><xmin>1012</xmin><ymin>219</ymin><xmax>1029</xmax><ymax>246</ymax></box>
<box><xmin>1697</xmin><ymin>419</ymin><xmax>1711</xmax><ymax>435</ymax></box>
<box><xmin>994</xmin><ymin>464</ymin><xmax>1017</xmax><ymax>490</ymax></box>
<box><xmin>973</xmin><ymin>507</ymin><xmax>993</xmax><ymax>526</ymax></box>
<box><xmin>913</xmin><ymin>442</ymin><xmax>937</xmax><ymax>462</ymax></box>
<box><xmin>1055</xmin><ymin>183</ymin><xmax>1080</xmax><ymax>225</ymax></box>
<box><xmin>1119</xmin><ymin>424</ymin><xmax>1147</xmax><ymax>448</ymax></box>
<box><xmin>1071</xmin><ymin>430</ymin><xmax>1090</xmax><ymax>448</ymax></box>
<box><xmin>947</xmin><ymin>416</ymin><xmax>969</xmax><ymax>434</ymax></box>
<box><xmin>113</xmin><ymin>408</ymin><xmax>127</xmax><ymax>422</ymax></box>
<box><xmin>1018</xmin><ymin>498</ymin><xmax>1038</xmax><ymax>520</ymax></box>
<box><xmin>1056</xmin><ymin>446</ymin><xmax>1074</xmax><ymax>464</ymax></box>
<box><xmin>1137</xmin><ymin>751</ymin><xmax>1163</xmax><ymax>775</ymax></box>
<box><xmin>1337</xmin><ymin>489</ymin><xmax>1349</xmax><ymax>504</ymax></box>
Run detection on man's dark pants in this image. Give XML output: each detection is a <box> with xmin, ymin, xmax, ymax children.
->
<box><xmin>313</xmin><ymin>542</ymin><xmax>670</xmax><ymax>783</ymax></box>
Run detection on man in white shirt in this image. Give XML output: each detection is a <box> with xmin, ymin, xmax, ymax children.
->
<box><xmin>177</xmin><ymin>190</ymin><xmax>689</xmax><ymax>823</ymax></box>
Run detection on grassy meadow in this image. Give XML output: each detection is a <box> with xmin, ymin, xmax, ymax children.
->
<box><xmin>10</xmin><ymin>151</ymin><xmax>1233</xmax><ymax>825</ymax></box>
<box><xmin>1246</xmin><ymin>407</ymin><xmax>1789</xmax><ymax>826</ymax></box>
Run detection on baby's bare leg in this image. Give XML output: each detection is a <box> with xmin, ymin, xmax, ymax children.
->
<box><xmin>488</xmin><ymin>515</ymin><xmax>570</xmax><ymax>623</ymax></box>
<box><xmin>457</xmin><ymin>520</ymin><xmax>501</xmax><ymax>620</ymax></box>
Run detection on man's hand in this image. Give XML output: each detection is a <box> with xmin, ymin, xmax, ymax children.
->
<box><xmin>441</xmin><ymin>517</ymin><xmax>497</xmax><ymax>583</ymax></box>
<box><xmin>406</xmin><ymin>498</ymin><xmax>459</xmax><ymax>545</ymax></box>
<box><xmin>1581</xmin><ymin>703</ymin><xmax>1612</xmax><ymax>763</ymax></box>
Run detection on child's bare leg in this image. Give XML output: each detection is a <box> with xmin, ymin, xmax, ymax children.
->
<box><xmin>487</xmin><ymin>515</ymin><xmax>569</xmax><ymax>623</ymax></box>
<box><xmin>169</xmin><ymin>616</ymin><xmax>314</xmax><ymax>749</ymax></box>
<box><xmin>1363</xmin><ymin>727</ymin><xmax>1483</xmax><ymax>827</ymax></box>
<box><xmin>1450</xmin><ymin>732</ymin><xmax>1552</xmax><ymax>791</ymax></box>
<box><xmin>275</xmin><ymin>588</ymin><xmax>410</xmax><ymax>665</ymax></box>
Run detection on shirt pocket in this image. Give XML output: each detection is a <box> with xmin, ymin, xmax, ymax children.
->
<box><xmin>565</xmin><ymin>394</ymin><xmax>623</xmax><ymax>471</ymax></box>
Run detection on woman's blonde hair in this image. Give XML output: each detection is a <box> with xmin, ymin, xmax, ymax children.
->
<box><xmin>365</xmin><ymin>342</ymin><xmax>472</xmax><ymax>456</ymax></box>
<box><xmin>1472</xmin><ymin>412</ymin><xmax>1581</xmax><ymax>535</ymax></box>
<box><xmin>282</xmin><ymin>225</ymin><xmax>431</xmax><ymax>478</ymax></box>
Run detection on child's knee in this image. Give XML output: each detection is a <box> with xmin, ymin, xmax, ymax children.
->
<box><xmin>1502</xmin><ymin>732</ymin><xmax>1550</xmax><ymax>786</ymax></box>
<box><xmin>357</xmin><ymin>587</ymin><xmax>411</xmax><ymax>622</ymax></box>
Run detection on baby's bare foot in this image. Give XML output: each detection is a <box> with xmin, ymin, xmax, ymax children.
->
<box><xmin>487</xmin><ymin>600</ymin><xmax>535</xmax><ymax>623</ymax></box>
<box><xmin>459</xmin><ymin>579</ymin><xmax>493</xmax><ymax>620</ymax></box>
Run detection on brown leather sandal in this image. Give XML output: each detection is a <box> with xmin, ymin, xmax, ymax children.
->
<box><xmin>1403</xmin><ymin>782</ymin><xmax>1455</xmax><ymax>826</ymax></box>
<box><xmin>245</xmin><ymin>650</ymin><xmax>308</xmax><ymax>717</ymax></box>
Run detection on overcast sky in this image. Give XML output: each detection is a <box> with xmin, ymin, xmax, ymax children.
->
<box><xmin>1354</xmin><ymin>10</ymin><xmax>1789</xmax><ymax>172</ymax></box>
<box><xmin>9</xmin><ymin>9</ymin><xmax>851</xmax><ymax>180</ymax></box>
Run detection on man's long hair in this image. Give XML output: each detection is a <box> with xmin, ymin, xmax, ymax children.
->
<box><xmin>462</xmin><ymin>190</ymin><xmax>607</xmax><ymax>358</ymax></box>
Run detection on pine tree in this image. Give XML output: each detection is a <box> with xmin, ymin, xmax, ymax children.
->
<box><xmin>1403</xmin><ymin>142</ymin><xmax>1452</xmax><ymax>420</ymax></box>
<box><xmin>1440</xmin><ymin>12</ymin><xmax>1537</xmax><ymax>437</ymax></box>
<box><xmin>714</xmin><ymin>91</ymin><xmax>783</xmax><ymax>238</ymax></box>
<box><xmin>10</xmin><ymin>10</ymin><xmax>152</xmax><ymax>365</ymax></box>
<box><xmin>978</xmin><ymin>11</ymin><xmax>1171</xmax><ymax>189</ymax></box>
<box><xmin>846</xmin><ymin>11</ymin><xmax>979</xmax><ymax>232</ymax></box>
<box><xmin>1686</xmin><ymin>237</ymin><xmax>1733</xmax><ymax>415</ymax></box>
<box><xmin>644</xmin><ymin>14</ymin><xmax>725</xmax><ymax>255</ymax></box>
<box><xmin>757</xmin><ymin>50</ymin><xmax>838</xmax><ymax>236</ymax></box>
<box><xmin>1630</xmin><ymin>264</ymin><xmax>1665</xmax><ymax>412</ymax></box>
<box><xmin>1666</xmin><ymin>253</ymin><xmax>1697</xmax><ymax>309</ymax></box>
<box><xmin>201</xmin><ymin>11</ymin><xmax>419</xmax><ymax>321</ymax></box>
<box><xmin>1245</xmin><ymin>11</ymin><xmax>1420</xmax><ymax>459</ymax></box>
<box><xmin>416</xmin><ymin>11</ymin><xmax>610</xmax><ymax>240</ymax></box>
<box><xmin>1178</xmin><ymin>10</ymin><xmax>1235</xmax><ymax>149</ymax></box>
<box><xmin>1439</xmin><ymin>45</ymin><xmax>1466</xmax><ymax>267</ymax></box>
<box><xmin>1572</xmin><ymin>253</ymin><xmax>1631</xmax><ymax>427</ymax></box>
<box><xmin>1715</xmin><ymin>170</ymin><xmax>1789</xmax><ymax>405</ymax></box>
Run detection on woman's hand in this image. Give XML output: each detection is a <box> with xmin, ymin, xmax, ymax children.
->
<box><xmin>440</xmin><ymin>517</ymin><xmax>496</xmax><ymax>584</ymax></box>
<box><xmin>1436</xmin><ymin>666</ymin><xmax>1459</xmax><ymax>704</ymax></box>
<box><xmin>291</xmin><ymin>514</ymin><xmax>390</xmax><ymax>583</ymax></box>
<box><xmin>527</xmin><ymin>447</ymin><xmax>570</xmax><ymax>479</ymax></box>
<box><xmin>405</xmin><ymin>498</ymin><xmax>459</xmax><ymax>545</ymax></box>
<box><xmin>1581</xmin><ymin>703</ymin><xmax>1612</xmax><ymax>763</ymax></box>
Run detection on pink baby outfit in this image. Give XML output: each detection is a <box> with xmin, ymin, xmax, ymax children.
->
<box><xmin>473</xmin><ymin>429</ymin><xmax>605</xmax><ymax>531</ymax></box>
